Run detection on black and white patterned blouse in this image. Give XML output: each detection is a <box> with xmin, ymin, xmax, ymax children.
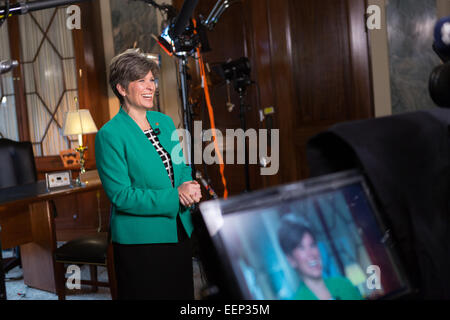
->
<box><xmin>143</xmin><ymin>127</ymin><xmax>174</xmax><ymax>186</ymax></box>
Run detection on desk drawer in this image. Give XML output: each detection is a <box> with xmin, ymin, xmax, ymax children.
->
<box><xmin>54</xmin><ymin>189</ymin><xmax>110</xmax><ymax>241</ymax></box>
<box><xmin>0</xmin><ymin>206</ymin><xmax>33</xmax><ymax>249</ymax></box>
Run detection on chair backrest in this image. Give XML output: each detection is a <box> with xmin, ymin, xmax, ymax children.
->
<box><xmin>0</xmin><ymin>138</ymin><xmax>37</xmax><ymax>189</ymax></box>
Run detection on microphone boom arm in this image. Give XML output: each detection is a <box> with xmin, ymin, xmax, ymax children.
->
<box><xmin>203</xmin><ymin>0</ymin><xmax>238</xmax><ymax>31</ymax></box>
<box><xmin>0</xmin><ymin>0</ymin><xmax>91</xmax><ymax>18</ymax></box>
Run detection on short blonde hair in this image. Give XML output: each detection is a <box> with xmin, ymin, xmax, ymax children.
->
<box><xmin>109</xmin><ymin>48</ymin><xmax>159</xmax><ymax>105</ymax></box>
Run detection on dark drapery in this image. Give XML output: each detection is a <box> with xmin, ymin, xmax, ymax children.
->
<box><xmin>307</xmin><ymin>109</ymin><xmax>450</xmax><ymax>299</ymax></box>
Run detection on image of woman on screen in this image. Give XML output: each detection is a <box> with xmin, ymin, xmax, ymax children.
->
<box><xmin>278</xmin><ymin>219</ymin><xmax>363</xmax><ymax>300</ymax></box>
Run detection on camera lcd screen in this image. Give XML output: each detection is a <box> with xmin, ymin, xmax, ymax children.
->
<box><xmin>199</xmin><ymin>170</ymin><xmax>409</xmax><ymax>300</ymax></box>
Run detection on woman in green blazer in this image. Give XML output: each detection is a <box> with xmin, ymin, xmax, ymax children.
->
<box><xmin>95</xmin><ymin>49</ymin><xmax>201</xmax><ymax>299</ymax></box>
<box><xmin>278</xmin><ymin>219</ymin><xmax>363</xmax><ymax>300</ymax></box>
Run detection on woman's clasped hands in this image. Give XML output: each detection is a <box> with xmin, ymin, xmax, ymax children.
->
<box><xmin>178</xmin><ymin>180</ymin><xmax>202</xmax><ymax>207</ymax></box>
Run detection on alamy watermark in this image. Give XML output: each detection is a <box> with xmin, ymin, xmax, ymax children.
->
<box><xmin>66</xmin><ymin>265</ymin><xmax>81</xmax><ymax>290</ymax></box>
<box><xmin>367</xmin><ymin>5</ymin><xmax>382</xmax><ymax>30</ymax></box>
<box><xmin>170</xmin><ymin>121</ymin><xmax>280</xmax><ymax>176</ymax></box>
<box><xmin>366</xmin><ymin>265</ymin><xmax>382</xmax><ymax>290</ymax></box>
<box><xmin>66</xmin><ymin>5</ymin><xmax>81</xmax><ymax>30</ymax></box>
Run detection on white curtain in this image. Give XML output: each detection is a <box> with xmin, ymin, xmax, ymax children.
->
<box><xmin>19</xmin><ymin>7</ymin><xmax>79</xmax><ymax>156</ymax></box>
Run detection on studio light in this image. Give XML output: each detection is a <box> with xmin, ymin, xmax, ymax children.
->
<box><xmin>157</xmin><ymin>0</ymin><xmax>199</xmax><ymax>55</ymax></box>
<box><xmin>220</xmin><ymin>57</ymin><xmax>252</xmax><ymax>92</ymax></box>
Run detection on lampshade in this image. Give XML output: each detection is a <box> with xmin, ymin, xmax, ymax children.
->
<box><xmin>62</xmin><ymin>109</ymin><xmax>98</xmax><ymax>136</ymax></box>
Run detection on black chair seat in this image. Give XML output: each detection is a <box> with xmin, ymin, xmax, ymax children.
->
<box><xmin>55</xmin><ymin>233</ymin><xmax>109</xmax><ymax>265</ymax></box>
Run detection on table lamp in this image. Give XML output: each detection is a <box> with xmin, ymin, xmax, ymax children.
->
<box><xmin>62</xmin><ymin>106</ymin><xmax>98</xmax><ymax>186</ymax></box>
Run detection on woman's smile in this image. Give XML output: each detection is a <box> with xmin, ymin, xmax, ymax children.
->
<box><xmin>291</xmin><ymin>233</ymin><xmax>323</xmax><ymax>280</ymax></box>
<box><xmin>120</xmin><ymin>70</ymin><xmax>156</xmax><ymax>110</ymax></box>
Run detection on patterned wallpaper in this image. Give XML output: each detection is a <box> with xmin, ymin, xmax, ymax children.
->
<box><xmin>386</xmin><ymin>0</ymin><xmax>441</xmax><ymax>114</ymax></box>
<box><xmin>110</xmin><ymin>0</ymin><xmax>160</xmax><ymax>55</ymax></box>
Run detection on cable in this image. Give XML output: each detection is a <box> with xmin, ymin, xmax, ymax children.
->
<box><xmin>194</xmin><ymin>20</ymin><xmax>228</xmax><ymax>198</ymax></box>
<box><xmin>202</xmin><ymin>99</ymin><xmax>213</xmax><ymax>197</ymax></box>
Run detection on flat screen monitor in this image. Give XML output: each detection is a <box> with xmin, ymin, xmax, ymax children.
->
<box><xmin>198</xmin><ymin>170</ymin><xmax>410</xmax><ymax>300</ymax></box>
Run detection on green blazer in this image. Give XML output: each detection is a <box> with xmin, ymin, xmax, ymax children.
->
<box><xmin>292</xmin><ymin>277</ymin><xmax>363</xmax><ymax>300</ymax></box>
<box><xmin>95</xmin><ymin>107</ymin><xmax>193</xmax><ymax>244</ymax></box>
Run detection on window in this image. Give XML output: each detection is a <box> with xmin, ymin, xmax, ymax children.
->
<box><xmin>1</xmin><ymin>5</ymin><xmax>81</xmax><ymax>156</ymax></box>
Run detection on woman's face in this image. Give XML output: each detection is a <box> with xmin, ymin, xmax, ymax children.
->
<box><xmin>290</xmin><ymin>232</ymin><xmax>323</xmax><ymax>280</ymax></box>
<box><xmin>117</xmin><ymin>70</ymin><xmax>156</xmax><ymax>110</ymax></box>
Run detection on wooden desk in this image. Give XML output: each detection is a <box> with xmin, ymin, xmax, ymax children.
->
<box><xmin>0</xmin><ymin>172</ymin><xmax>104</xmax><ymax>295</ymax></box>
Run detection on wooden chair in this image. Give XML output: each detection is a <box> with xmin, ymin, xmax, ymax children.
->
<box><xmin>54</xmin><ymin>230</ymin><xmax>118</xmax><ymax>300</ymax></box>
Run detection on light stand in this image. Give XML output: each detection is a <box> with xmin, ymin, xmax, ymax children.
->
<box><xmin>177</xmin><ymin>53</ymin><xmax>195</xmax><ymax>177</ymax></box>
<box><xmin>153</xmin><ymin>0</ymin><xmax>238</xmax><ymax>198</ymax></box>
<box><xmin>221</xmin><ymin>57</ymin><xmax>253</xmax><ymax>192</ymax></box>
<box><xmin>238</xmin><ymin>87</ymin><xmax>250</xmax><ymax>192</ymax></box>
